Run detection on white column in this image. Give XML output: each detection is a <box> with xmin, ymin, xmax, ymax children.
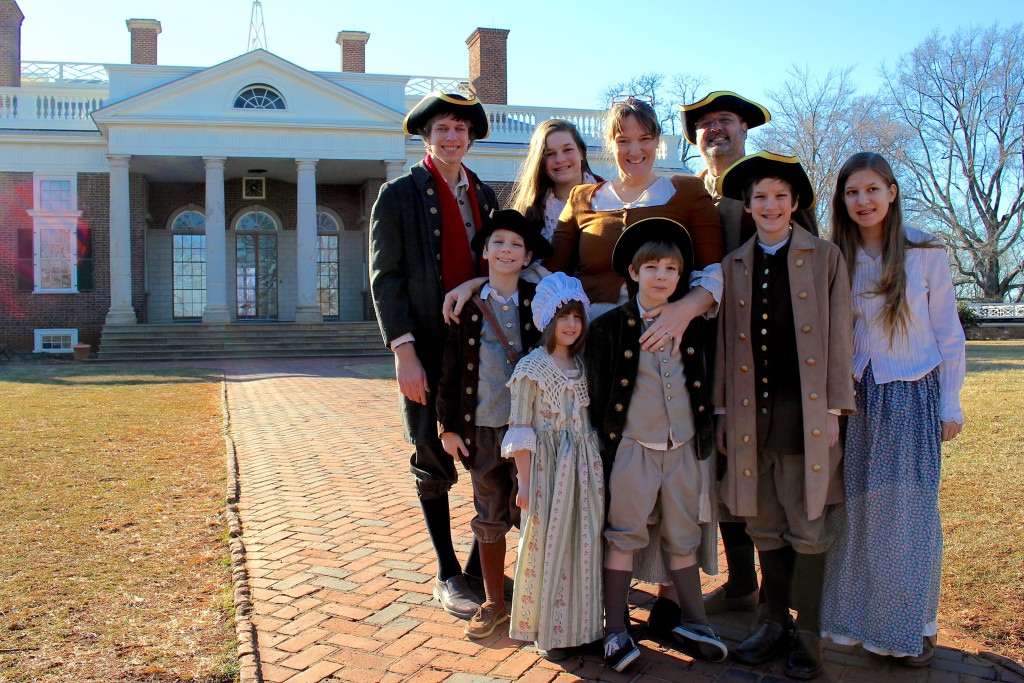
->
<box><xmin>105</xmin><ymin>154</ymin><xmax>137</xmax><ymax>325</ymax></box>
<box><xmin>202</xmin><ymin>156</ymin><xmax>231</xmax><ymax>323</ymax></box>
<box><xmin>384</xmin><ymin>160</ymin><xmax>406</xmax><ymax>181</ymax></box>
<box><xmin>294</xmin><ymin>158</ymin><xmax>322</xmax><ymax>323</ymax></box>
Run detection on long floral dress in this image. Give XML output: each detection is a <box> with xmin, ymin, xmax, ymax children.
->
<box><xmin>501</xmin><ymin>347</ymin><xmax>605</xmax><ymax>650</ymax></box>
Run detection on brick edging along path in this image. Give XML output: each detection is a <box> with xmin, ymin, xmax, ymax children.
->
<box><xmin>218</xmin><ymin>357</ymin><xmax>1023</xmax><ymax>683</ymax></box>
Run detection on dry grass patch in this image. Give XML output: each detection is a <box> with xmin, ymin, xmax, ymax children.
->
<box><xmin>0</xmin><ymin>364</ymin><xmax>234</xmax><ymax>683</ymax></box>
<box><xmin>940</xmin><ymin>341</ymin><xmax>1024</xmax><ymax>664</ymax></box>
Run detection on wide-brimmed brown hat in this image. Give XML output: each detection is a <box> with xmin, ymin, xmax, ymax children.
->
<box><xmin>611</xmin><ymin>216</ymin><xmax>695</xmax><ymax>279</ymax></box>
<box><xmin>716</xmin><ymin>151</ymin><xmax>815</xmax><ymax>210</ymax></box>
<box><xmin>680</xmin><ymin>91</ymin><xmax>770</xmax><ymax>145</ymax></box>
<box><xmin>403</xmin><ymin>92</ymin><xmax>489</xmax><ymax>140</ymax></box>
<box><xmin>471</xmin><ymin>209</ymin><xmax>553</xmax><ymax>259</ymax></box>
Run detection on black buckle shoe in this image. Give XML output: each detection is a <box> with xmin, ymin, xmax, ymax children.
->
<box><xmin>785</xmin><ymin>629</ymin><xmax>823</xmax><ymax>680</ymax></box>
<box><xmin>733</xmin><ymin>620</ymin><xmax>791</xmax><ymax>665</ymax></box>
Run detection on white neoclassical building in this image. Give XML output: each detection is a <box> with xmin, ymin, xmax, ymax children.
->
<box><xmin>0</xmin><ymin>3</ymin><xmax>688</xmax><ymax>357</ymax></box>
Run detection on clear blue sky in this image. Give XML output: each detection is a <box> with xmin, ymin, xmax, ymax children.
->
<box><xmin>17</xmin><ymin>0</ymin><xmax>1023</xmax><ymax>111</ymax></box>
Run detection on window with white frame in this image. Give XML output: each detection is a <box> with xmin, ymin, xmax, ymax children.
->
<box><xmin>34</xmin><ymin>328</ymin><xmax>78</xmax><ymax>353</ymax></box>
<box><xmin>24</xmin><ymin>174</ymin><xmax>85</xmax><ymax>294</ymax></box>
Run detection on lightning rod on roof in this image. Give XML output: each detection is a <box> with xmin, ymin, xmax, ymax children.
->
<box><xmin>247</xmin><ymin>0</ymin><xmax>268</xmax><ymax>52</ymax></box>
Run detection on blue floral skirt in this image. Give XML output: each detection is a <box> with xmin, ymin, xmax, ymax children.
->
<box><xmin>821</xmin><ymin>362</ymin><xmax>943</xmax><ymax>657</ymax></box>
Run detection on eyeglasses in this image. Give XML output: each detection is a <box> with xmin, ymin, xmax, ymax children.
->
<box><xmin>610</xmin><ymin>94</ymin><xmax>655</xmax><ymax>108</ymax></box>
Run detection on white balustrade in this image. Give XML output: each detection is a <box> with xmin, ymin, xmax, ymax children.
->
<box><xmin>0</xmin><ymin>85</ymin><xmax>107</xmax><ymax>130</ymax></box>
<box><xmin>964</xmin><ymin>302</ymin><xmax>1024</xmax><ymax>320</ymax></box>
<box><xmin>21</xmin><ymin>61</ymin><xmax>109</xmax><ymax>85</ymax></box>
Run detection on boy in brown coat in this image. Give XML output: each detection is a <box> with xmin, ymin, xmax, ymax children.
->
<box><xmin>713</xmin><ymin>152</ymin><xmax>854</xmax><ymax>680</ymax></box>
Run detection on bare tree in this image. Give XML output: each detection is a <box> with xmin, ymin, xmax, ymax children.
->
<box><xmin>755</xmin><ymin>65</ymin><xmax>881</xmax><ymax>232</ymax></box>
<box><xmin>599</xmin><ymin>71</ymin><xmax>707</xmax><ymax>168</ymax></box>
<box><xmin>881</xmin><ymin>23</ymin><xmax>1024</xmax><ymax>301</ymax></box>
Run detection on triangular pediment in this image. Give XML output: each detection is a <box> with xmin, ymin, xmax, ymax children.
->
<box><xmin>92</xmin><ymin>50</ymin><xmax>405</xmax><ymax>133</ymax></box>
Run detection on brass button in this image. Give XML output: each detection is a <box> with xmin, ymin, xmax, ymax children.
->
<box><xmin>658</xmin><ymin>346</ymin><xmax>665</xmax><ymax>352</ymax></box>
<box><xmin>798</xmin><ymin>291</ymin><xmax>808</xmax><ymax>300</ymax></box>
<box><xmin>801</xmin><ymin>325</ymin><xmax>811</xmax><ymax>333</ymax></box>
<box><xmin>687</xmin><ymin>347</ymin><xmax>695</xmax><ymax>356</ymax></box>
<box><xmin>762</xmin><ymin>313</ymin><xmax>768</xmax><ymax>320</ymax></box>
<box><xmin>471</xmin><ymin>314</ymin><xmax>479</xmax><ymax>322</ymax></box>
<box><xmin>693</xmin><ymin>380</ymin><xmax>701</xmax><ymax>389</ymax></box>
<box><xmin>811</xmin><ymin>428</ymin><xmax>821</xmax><ymax>437</ymax></box>
<box><xmin>464</xmin><ymin>414</ymin><xmax>471</xmax><ymax>421</ymax></box>
<box><xmin>502</xmin><ymin>305</ymin><xmax>510</xmax><ymax>312</ymax></box>
<box><xmin>466</xmin><ymin>363</ymin><xmax>474</xmax><ymax>371</ymax></box>
<box><xmin>663</xmin><ymin>372</ymin><xmax>670</xmax><ymax>378</ymax></box>
<box><xmin>740</xmin><ymin>365</ymin><xmax>749</xmax><ymax>373</ymax></box>
<box><xmin>523</xmin><ymin>299</ymin><xmax>530</xmax><ymax>306</ymax></box>
<box><xmin>743</xmin><ymin>468</ymin><xmax>752</xmax><ymax>477</ymax></box>
<box><xmin>429</xmin><ymin>207</ymin><xmax>438</xmax><ymax>214</ymax></box>
<box><xmin>795</xmin><ymin>258</ymin><xmax>804</xmax><ymax>267</ymax></box>
<box><xmin>811</xmin><ymin>464</ymin><xmax>822</xmax><ymax>472</ymax></box>
<box><xmin>739</xmin><ymin>299</ymin><xmax>746</xmax><ymax>307</ymax></box>
<box><xmin>433</xmin><ymin>229</ymin><xmax>441</xmax><ymax>237</ymax></box>
<box><xmin>698</xmin><ymin>405</ymin><xmax>706</xmax><ymax>412</ymax></box>
<box><xmin>620</xmin><ymin>378</ymin><xmax>629</xmax><ymax>386</ymax></box>
<box><xmin>505</xmin><ymin>322</ymin><xmax>513</xmax><ymax>328</ymax></box>
<box><xmin>427</xmin><ymin>188</ymin><xmax>435</xmax><ymax>195</ymax></box>
<box><xmin>742</xmin><ymin>398</ymin><xmax>750</xmax><ymax>407</ymax></box>
<box><xmin>610</xmin><ymin>433</ymin><xmax>617</xmax><ymax>440</ymax></box>
<box><xmin>436</xmin><ymin>253</ymin><xmax>441</xmax><ymax>260</ymax></box>
<box><xmin>666</xmin><ymin>395</ymin><xmax>673</xmax><ymax>401</ymax></box>
<box><xmin>739</xmin><ymin>332</ymin><xmax>747</xmax><ymax>340</ymax></box>
<box><xmin>742</xmin><ymin>435</ymin><xmax>751</xmax><ymax>443</ymax></box>
<box><xmin>525</xmin><ymin>323</ymin><xmax>532</xmax><ymax>330</ymax></box>
<box><xmin>464</xmin><ymin>437</ymin><xmax>471</xmax><ymax>445</ymax></box>
<box><xmin>806</xmin><ymin>357</ymin><xmax>816</xmax><ymax>366</ymax></box>
<box><xmin>627</xmin><ymin>318</ymin><xmax>637</xmax><ymax>327</ymax></box>
<box><xmin>468</xmin><ymin>338</ymin><xmax>476</xmax><ymax>346</ymax></box>
<box><xmin>624</xmin><ymin>350</ymin><xmax>633</xmax><ymax>359</ymax></box>
<box><xmin>465</xmin><ymin>387</ymin><xmax>473</xmax><ymax>395</ymax></box>
<box><xmin>809</xmin><ymin>392</ymin><xmax>819</xmax><ymax>400</ymax></box>
<box><xmin>614</xmin><ymin>404</ymin><xmax>624</xmax><ymax>412</ymax></box>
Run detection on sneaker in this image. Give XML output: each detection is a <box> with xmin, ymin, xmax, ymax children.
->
<box><xmin>671</xmin><ymin>622</ymin><xmax>729</xmax><ymax>662</ymax></box>
<box><xmin>603</xmin><ymin>630</ymin><xmax>641</xmax><ymax>672</ymax></box>
<box><xmin>433</xmin><ymin>575</ymin><xmax>481</xmax><ymax>620</ymax></box>
<box><xmin>464</xmin><ymin>601</ymin><xmax>509</xmax><ymax>639</ymax></box>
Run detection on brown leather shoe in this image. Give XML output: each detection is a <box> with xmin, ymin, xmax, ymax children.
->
<box><xmin>733</xmin><ymin>620</ymin><xmax>791</xmax><ymax>665</ymax></box>
<box><xmin>901</xmin><ymin>635</ymin><xmax>936</xmax><ymax>667</ymax></box>
<box><xmin>464</xmin><ymin>601</ymin><xmax>509</xmax><ymax>639</ymax></box>
<box><xmin>433</xmin><ymin>575</ymin><xmax>480</xmax><ymax>620</ymax></box>
<box><xmin>784</xmin><ymin>629</ymin><xmax>823</xmax><ymax>680</ymax></box>
<box><xmin>703</xmin><ymin>584</ymin><xmax>758</xmax><ymax>614</ymax></box>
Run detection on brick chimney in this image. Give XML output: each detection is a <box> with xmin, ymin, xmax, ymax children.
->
<box><xmin>126</xmin><ymin>19</ymin><xmax>161</xmax><ymax>65</ymax></box>
<box><xmin>336</xmin><ymin>31</ymin><xmax>369</xmax><ymax>73</ymax></box>
<box><xmin>466</xmin><ymin>28</ymin><xmax>508</xmax><ymax>105</ymax></box>
<box><xmin>0</xmin><ymin>0</ymin><xmax>25</xmax><ymax>87</ymax></box>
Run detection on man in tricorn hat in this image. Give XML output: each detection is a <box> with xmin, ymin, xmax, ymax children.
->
<box><xmin>369</xmin><ymin>92</ymin><xmax>498</xmax><ymax>619</ymax></box>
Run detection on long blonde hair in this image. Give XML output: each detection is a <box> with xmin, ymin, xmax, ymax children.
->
<box><xmin>831</xmin><ymin>152</ymin><xmax>940</xmax><ymax>340</ymax></box>
<box><xmin>511</xmin><ymin>119</ymin><xmax>595</xmax><ymax>225</ymax></box>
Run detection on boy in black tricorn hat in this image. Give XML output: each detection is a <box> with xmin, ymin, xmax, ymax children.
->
<box><xmin>713</xmin><ymin>152</ymin><xmax>854</xmax><ymax>679</ymax></box>
<box><xmin>586</xmin><ymin>217</ymin><xmax>727</xmax><ymax>672</ymax></box>
<box><xmin>435</xmin><ymin>209</ymin><xmax>551</xmax><ymax>639</ymax></box>
<box><xmin>369</xmin><ymin>92</ymin><xmax>497</xmax><ymax>620</ymax></box>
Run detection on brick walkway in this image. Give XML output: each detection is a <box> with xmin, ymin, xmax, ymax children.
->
<box><xmin>222</xmin><ymin>357</ymin><xmax>1023</xmax><ymax>683</ymax></box>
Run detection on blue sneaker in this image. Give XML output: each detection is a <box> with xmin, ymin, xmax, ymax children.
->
<box><xmin>672</xmin><ymin>622</ymin><xmax>728</xmax><ymax>662</ymax></box>
<box><xmin>604</xmin><ymin>630</ymin><xmax>640</xmax><ymax>672</ymax></box>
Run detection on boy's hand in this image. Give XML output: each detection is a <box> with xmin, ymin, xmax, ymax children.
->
<box><xmin>826</xmin><ymin>413</ymin><xmax>840</xmax><ymax>448</ymax></box>
<box><xmin>395</xmin><ymin>343</ymin><xmax>429</xmax><ymax>405</ymax></box>
<box><xmin>440</xmin><ymin>431</ymin><xmax>469</xmax><ymax>460</ymax></box>
<box><xmin>715</xmin><ymin>414</ymin><xmax>728</xmax><ymax>455</ymax></box>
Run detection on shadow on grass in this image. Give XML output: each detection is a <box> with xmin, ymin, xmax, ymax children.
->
<box><xmin>0</xmin><ymin>364</ymin><xmax>224</xmax><ymax>387</ymax></box>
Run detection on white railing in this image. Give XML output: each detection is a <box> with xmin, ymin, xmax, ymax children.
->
<box><xmin>0</xmin><ymin>85</ymin><xmax>107</xmax><ymax>130</ymax></box>
<box><xmin>965</xmin><ymin>302</ymin><xmax>1024</xmax><ymax>320</ymax></box>
<box><xmin>21</xmin><ymin>61</ymin><xmax>109</xmax><ymax>85</ymax></box>
<box><xmin>405</xmin><ymin>76</ymin><xmax>471</xmax><ymax>101</ymax></box>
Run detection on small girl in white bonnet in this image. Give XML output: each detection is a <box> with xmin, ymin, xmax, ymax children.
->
<box><xmin>501</xmin><ymin>272</ymin><xmax>605</xmax><ymax>660</ymax></box>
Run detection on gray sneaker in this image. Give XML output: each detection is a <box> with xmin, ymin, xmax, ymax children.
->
<box><xmin>603</xmin><ymin>631</ymin><xmax>640</xmax><ymax>672</ymax></box>
<box><xmin>672</xmin><ymin>622</ymin><xmax>729</xmax><ymax>662</ymax></box>
<box><xmin>432</xmin><ymin>575</ymin><xmax>481</xmax><ymax>620</ymax></box>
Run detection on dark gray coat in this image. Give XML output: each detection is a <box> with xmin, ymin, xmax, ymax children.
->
<box><xmin>368</xmin><ymin>160</ymin><xmax>498</xmax><ymax>443</ymax></box>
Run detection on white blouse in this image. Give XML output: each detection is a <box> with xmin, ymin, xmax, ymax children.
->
<box><xmin>851</xmin><ymin>225</ymin><xmax>966</xmax><ymax>423</ymax></box>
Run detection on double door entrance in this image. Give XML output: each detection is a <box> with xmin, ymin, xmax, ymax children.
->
<box><xmin>236</xmin><ymin>233</ymin><xmax>277</xmax><ymax>319</ymax></box>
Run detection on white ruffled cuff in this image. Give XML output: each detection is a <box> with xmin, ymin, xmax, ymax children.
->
<box><xmin>501</xmin><ymin>426</ymin><xmax>536</xmax><ymax>458</ymax></box>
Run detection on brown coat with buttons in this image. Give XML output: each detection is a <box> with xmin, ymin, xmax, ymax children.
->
<box><xmin>713</xmin><ymin>224</ymin><xmax>854</xmax><ymax>521</ymax></box>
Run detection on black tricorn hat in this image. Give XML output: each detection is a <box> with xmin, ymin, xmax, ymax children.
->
<box><xmin>716</xmin><ymin>151</ymin><xmax>815</xmax><ymax>210</ymax></box>
<box><xmin>680</xmin><ymin>91</ymin><xmax>771</xmax><ymax>145</ymax></box>
<box><xmin>403</xmin><ymin>92</ymin><xmax>490</xmax><ymax>140</ymax></box>
<box><xmin>611</xmin><ymin>216</ymin><xmax>695</xmax><ymax>280</ymax></box>
<box><xmin>471</xmin><ymin>209</ymin><xmax>553</xmax><ymax>259</ymax></box>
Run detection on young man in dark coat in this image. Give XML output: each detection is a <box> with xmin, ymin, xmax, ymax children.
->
<box><xmin>369</xmin><ymin>92</ymin><xmax>498</xmax><ymax>619</ymax></box>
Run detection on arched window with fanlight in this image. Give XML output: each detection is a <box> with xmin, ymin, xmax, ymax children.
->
<box><xmin>233</xmin><ymin>84</ymin><xmax>286</xmax><ymax>110</ymax></box>
<box><xmin>170</xmin><ymin>208</ymin><xmax>206</xmax><ymax>319</ymax></box>
<box><xmin>316</xmin><ymin>209</ymin><xmax>342</xmax><ymax>318</ymax></box>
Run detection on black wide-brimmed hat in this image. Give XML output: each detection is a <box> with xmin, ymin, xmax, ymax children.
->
<box><xmin>471</xmin><ymin>209</ymin><xmax>553</xmax><ymax>259</ymax></box>
<box><xmin>716</xmin><ymin>151</ymin><xmax>815</xmax><ymax>210</ymax></box>
<box><xmin>403</xmin><ymin>92</ymin><xmax>490</xmax><ymax>140</ymax></box>
<box><xmin>611</xmin><ymin>216</ymin><xmax>695</xmax><ymax>279</ymax></box>
<box><xmin>680</xmin><ymin>91</ymin><xmax>771</xmax><ymax>145</ymax></box>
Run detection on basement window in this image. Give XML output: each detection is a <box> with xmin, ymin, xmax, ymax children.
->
<box><xmin>34</xmin><ymin>328</ymin><xmax>78</xmax><ymax>353</ymax></box>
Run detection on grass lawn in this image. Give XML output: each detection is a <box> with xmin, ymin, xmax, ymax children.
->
<box><xmin>0</xmin><ymin>363</ymin><xmax>234</xmax><ymax>683</ymax></box>
<box><xmin>940</xmin><ymin>341</ymin><xmax>1024</xmax><ymax>664</ymax></box>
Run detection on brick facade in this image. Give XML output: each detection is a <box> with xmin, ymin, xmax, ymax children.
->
<box><xmin>466</xmin><ymin>28</ymin><xmax>508</xmax><ymax>105</ymax></box>
<box><xmin>127</xmin><ymin>19</ymin><xmax>161</xmax><ymax>66</ymax></box>
<box><xmin>0</xmin><ymin>0</ymin><xmax>24</xmax><ymax>88</ymax></box>
<box><xmin>336</xmin><ymin>31</ymin><xmax>369</xmax><ymax>74</ymax></box>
